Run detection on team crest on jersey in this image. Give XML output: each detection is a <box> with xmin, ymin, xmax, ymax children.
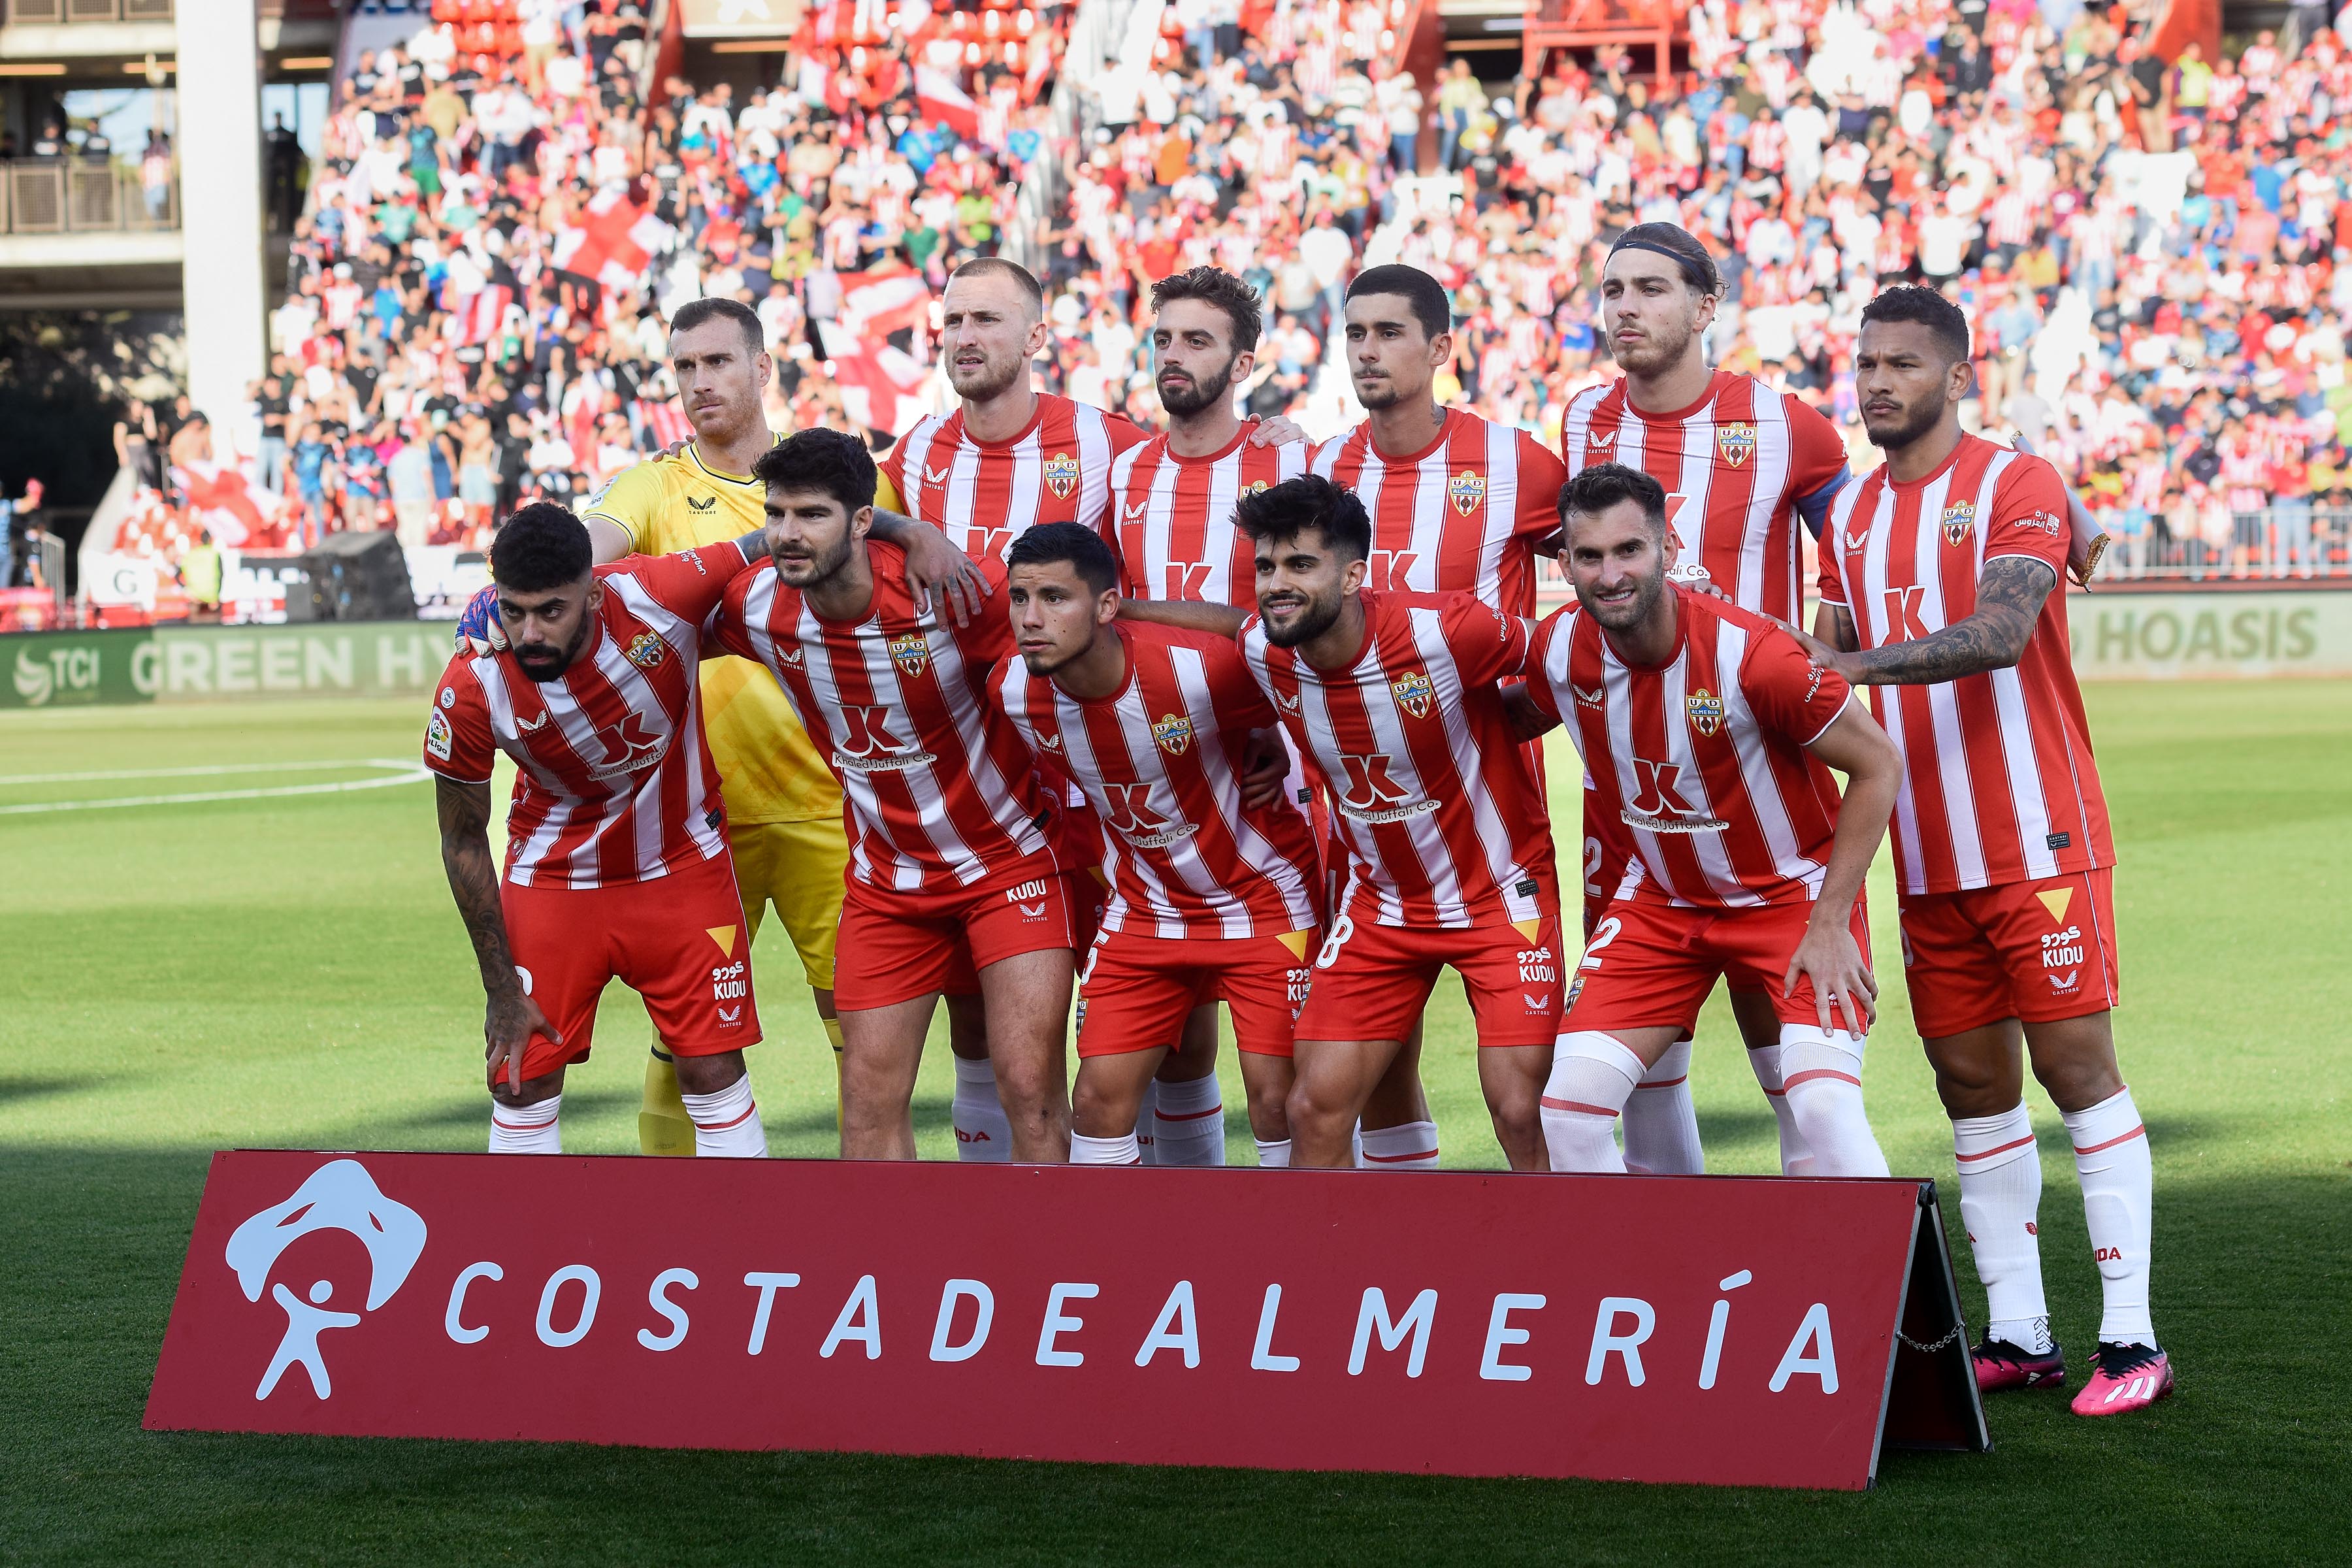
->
<box><xmin>889</xmin><ymin>631</ymin><xmax>931</xmax><ymax>678</ymax></box>
<box><xmin>1717</xmin><ymin>422</ymin><xmax>1758</xmax><ymax>469</ymax></box>
<box><xmin>1448</xmin><ymin>468</ymin><xmax>1486</xmax><ymax>516</ymax></box>
<box><xmin>687</xmin><ymin>494</ymin><xmax>717</xmax><ymax>512</ymax></box>
<box><xmin>1043</xmin><ymin>451</ymin><xmax>1080</xmax><ymax>500</ymax></box>
<box><xmin>1940</xmin><ymin>499</ymin><xmax>1978</xmax><ymax>546</ymax></box>
<box><xmin>625</xmin><ymin>632</ymin><xmax>668</xmax><ymax>670</ymax></box>
<box><xmin>1243</xmin><ymin>479</ymin><xmax>1271</xmax><ymax>496</ymax></box>
<box><xmin>1390</xmin><ymin>670</ymin><xmax>1436</xmax><ymax>719</ymax></box>
<box><xmin>1685</xmin><ymin>688</ymin><xmax>1725</xmax><ymax>737</ymax></box>
<box><xmin>1152</xmin><ymin>713</ymin><xmax>1194</xmax><ymax>756</ymax></box>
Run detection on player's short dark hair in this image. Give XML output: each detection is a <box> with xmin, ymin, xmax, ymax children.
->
<box><xmin>1344</xmin><ymin>263</ymin><xmax>1452</xmax><ymax>340</ymax></box>
<box><xmin>1006</xmin><ymin>521</ymin><xmax>1119</xmax><ymax>595</ymax></box>
<box><xmin>948</xmin><ymin>256</ymin><xmax>1045</xmax><ymax>315</ymax></box>
<box><xmin>669</xmin><ymin>295</ymin><xmax>764</xmax><ymax>355</ymax></box>
<box><xmin>753</xmin><ymin>427</ymin><xmax>876</xmax><ymax>514</ymax></box>
<box><xmin>1558</xmin><ymin>462</ymin><xmax>1669</xmax><ymax>538</ymax></box>
<box><xmin>1607</xmin><ymin>222</ymin><xmax>1722</xmax><ymax>297</ymax></box>
<box><xmin>1234</xmin><ymin>474</ymin><xmax>1371</xmax><ymax>563</ymax></box>
<box><xmin>1861</xmin><ymin>284</ymin><xmax>1974</xmax><ymax>366</ymax></box>
<box><xmin>491</xmin><ymin>502</ymin><xmax>593</xmax><ymax>591</ymax></box>
<box><xmin>1150</xmin><ymin>266</ymin><xmax>1264</xmax><ymax>351</ymax></box>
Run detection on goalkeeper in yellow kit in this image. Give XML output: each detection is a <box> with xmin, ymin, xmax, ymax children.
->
<box><xmin>467</xmin><ymin>295</ymin><xmax>986</xmax><ymax>1151</ymax></box>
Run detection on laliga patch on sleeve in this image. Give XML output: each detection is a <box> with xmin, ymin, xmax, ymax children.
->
<box><xmin>426</xmin><ymin>707</ymin><xmax>454</xmax><ymax>762</ymax></box>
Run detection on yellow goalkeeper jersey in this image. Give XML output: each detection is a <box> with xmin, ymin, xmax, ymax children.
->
<box><xmin>583</xmin><ymin>445</ymin><xmax>840</xmax><ymax>825</ymax></box>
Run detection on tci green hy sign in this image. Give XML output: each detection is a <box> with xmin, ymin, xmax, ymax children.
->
<box><xmin>3</xmin><ymin>623</ymin><xmax>451</xmax><ymax>710</ymax></box>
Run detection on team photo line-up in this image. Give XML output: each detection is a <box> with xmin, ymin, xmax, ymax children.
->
<box><xmin>425</xmin><ymin>233</ymin><xmax>2167</xmax><ymax>1418</ymax></box>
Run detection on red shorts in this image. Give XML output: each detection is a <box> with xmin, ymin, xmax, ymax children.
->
<box><xmin>1075</xmin><ymin>926</ymin><xmax>1318</xmax><ymax>1060</ymax></box>
<box><xmin>834</xmin><ymin>856</ymin><xmax>1085</xmax><ymax>1011</ymax></box>
<box><xmin>1294</xmin><ymin>909</ymin><xmax>1564</xmax><ymax>1048</ymax></box>
<box><xmin>1898</xmin><ymin>867</ymin><xmax>2121</xmax><ymax>1038</ymax></box>
<box><xmin>498</xmin><ymin>851</ymin><xmax>761</xmax><ymax>1083</ymax></box>
<box><xmin>1564</xmin><ymin>895</ymin><xmax>1872</xmax><ymax>1036</ymax></box>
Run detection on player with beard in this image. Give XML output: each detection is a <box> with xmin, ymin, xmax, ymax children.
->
<box><xmin>1100</xmin><ymin>266</ymin><xmax>1314</xmax><ymax>1165</ymax></box>
<box><xmin>1128</xmin><ymin>476</ymin><xmax>1565</xmax><ymax>1170</ymax></box>
<box><xmin>1305</xmin><ymin>263</ymin><xmax>1569</xmax><ymax>1170</ymax></box>
<box><xmin>426</xmin><ymin>502</ymin><xmax>787</xmax><ymax>1158</ymax></box>
<box><xmin>455</xmin><ymin>296</ymin><xmax>985</xmax><ymax>1156</ymax></box>
<box><xmin>1506</xmin><ymin>465</ymin><xmax>1901</xmax><ymax>1181</ymax></box>
<box><xmin>1800</xmin><ymin>287</ymin><xmax>2166</xmax><ymax>1417</ymax></box>
<box><xmin>1554</xmin><ymin>225</ymin><xmax>1854</xmax><ymax>1181</ymax></box>
<box><xmin>879</xmin><ymin>258</ymin><xmax>1299</xmax><ymax>1163</ymax></box>
<box><xmin>711</xmin><ymin>430</ymin><xmax>1085</xmax><ymax>1163</ymax></box>
<box><xmin>994</xmin><ymin>523</ymin><xmax>1322</xmax><ymax>1167</ymax></box>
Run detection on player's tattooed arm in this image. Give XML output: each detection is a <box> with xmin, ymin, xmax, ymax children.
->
<box><xmin>1501</xmin><ymin>682</ymin><xmax>1560</xmax><ymax>741</ymax></box>
<box><xmin>868</xmin><ymin>508</ymin><xmax>989</xmax><ymax>627</ymax></box>
<box><xmin>1117</xmin><ymin>598</ymin><xmax>1250</xmax><ymax>639</ymax></box>
<box><xmin>1810</xmin><ymin>557</ymin><xmax>2055</xmax><ymax>685</ymax></box>
<box><xmin>436</xmin><ymin>775</ymin><xmax>557</xmax><ymax>1092</ymax></box>
<box><xmin>1808</xmin><ymin>601</ymin><xmax>1861</xmax><ymax>655</ymax></box>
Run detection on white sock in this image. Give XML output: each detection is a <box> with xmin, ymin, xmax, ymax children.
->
<box><xmin>1779</xmin><ymin>1028</ymin><xmax>1889</xmax><ymax>1177</ymax></box>
<box><xmin>1621</xmin><ymin>1037</ymin><xmax>1703</xmax><ymax>1174</ymax></box>
<box><xmin>952</xmin><ymin>1056</ymin><xmax>1011</xmax><ymax>1163</ymax></box>
<box><xmin>681</xmin><ymin>1075</ymin><xmax>768</xmax><ymax>1158</ymax></box>
<box><xmin>1358</xmin><ymin>1120</ymin><xmax>1439</xmax><ymax>1170</ymax></box>
<box><xmin>1953</xmin><ymin>1102</ymin><xmax>2050</xmax><ymax>1352</ymax></box>
<box><xmin>1541</xmin><ymin>1032</ymin><xmax>1642</xmax><ymax>1173</ymax></box>
<box><xmin>2062</xmin><ymin>1087</ymin><xmax>2155</xmax><ymax>1346</ymax></box>
<box><xmin>1071</xmin><ymin>1130</ymin><xmax>1142</xmax><ymax>1165</ymax></box>
<box><xmin>1254</xmin><ymin>1137</ymin><xmax>1292</xmax><ymax>1168</ymax></box>
<box><xmin>1747</xmin><ymin>1043</ymin><xmax>1817</xmax><ymax>1176</ymax></box>
<box><xmin>488</xmin><ymin>1093</ymin><xmax>561</xmax><ymax>1154</ymax></box>
<box><xmin>1134</xmin><ymin>1080</ymin><xmax>1159</xmax><ymax>1164</ymax></box>
<box><xmin>1152</xmin><ymin>1074</ymin><xmax>1226</xmax><ymax>1167</ymax></box>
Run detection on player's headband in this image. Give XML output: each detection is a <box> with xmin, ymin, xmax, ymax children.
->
<box><xmin>1607</xmin><ymin>237</ymin><xmax>1719</xmax><ymax>289</ymax></box>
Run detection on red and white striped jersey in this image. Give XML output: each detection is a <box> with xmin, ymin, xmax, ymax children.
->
<box><xmin>711</xmin><ymin>542</ymin><xmax>1063</xmax><ymax>893</ymax></box>
<box><xmin>994</xmin><ymin>621</ymin><xmax>1322</xmax><ymax>940</ymax></box>
<box><xmin>1558</xmin><ymin>370</ymin><xmax>1851</xmax><ymax>620</ymax></box>
<box><xmin>1109</xmin><ymin>421</ymin><xmax>1313</xmax><ymax>607</ymax></box>
<box><xmin>1817</xmin><ymin>433</ymin><xmax>2114</xmax><ymax>896</ymax></box>
<box><xmin>422</xmin><ymin>544</ymin><xmax>749</xmax><ymax>890</ymax></box>
<box><xmin>1527</xmin><ymin>587</ymin><xmax>1855</xmax><ymax>910</ymax></box>
<box><xmin>1309</xmin><ymin>408</ymin><xmax>1567</xmax><ymax>614</ymax></box>
<box><xmin>1244</xmin><ymin>589</ymin><xmax>1556</xmax><ymax>930</ymax></box>
<box><xmin>879</xmin><ymin>393</ymin><xmax>1150</xmax><ymax>563</ymax></box>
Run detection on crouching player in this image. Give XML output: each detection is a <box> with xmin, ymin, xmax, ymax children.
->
<box><xmin>995</xmin><ymin>523</ymin><xmax>1323</xmax><ymax>1166</ymax></box>
<box><xmin>425</xmin><ymin>502</ymin><xmax>777</xmax><ymax>1156</ymax></box>
<box><xmin>1511</xmin><ymin>465</ymin><xmax>1903</xmax><ymax>1175</ymax></box>
<box><xmin>710</xmin><ymin>429</ymin><xmax>1085</xmax><ymax>1162</ymax></box>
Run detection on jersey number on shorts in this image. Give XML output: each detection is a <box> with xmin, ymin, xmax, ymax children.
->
<box><xmin>1314</xmin><ymin>913</ymin><xmax>1356</xmax><ymax>971</ymax></box>
<box><xmin>1578</xmin><ymin>916</ymin><xmax>1622</xmax><ymax>971</ymax></box>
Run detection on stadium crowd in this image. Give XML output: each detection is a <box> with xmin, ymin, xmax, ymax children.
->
<box><xmin>95</xmin><ymin>0</ymin><xmax>2352</xmax><ymax>584</ymax></box>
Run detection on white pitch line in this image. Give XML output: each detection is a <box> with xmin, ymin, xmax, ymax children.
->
<box><xmin>0</xmin><ymin>763</ymin><xmax>431</xmax><ymax>815</ymax></box>
<box><xmin>0</xmin><ymin>758</ymin><xmax>406</xmax><ymax>787</ymax></box>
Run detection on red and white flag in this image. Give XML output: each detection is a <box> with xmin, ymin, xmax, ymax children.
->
<box><xmin>823</xmin><ymin>335</ymin><xmax>933</xmax><ymax>437</ymax></box>
<box><xmin>458</xmin><ymin>284</ymin><xmax>516</xmax><ymax>347</ymax></box>
<box><xmin>835</xmin><ymin>263</ymin><xmax>933</xmax><ymax>342</ymax></box>
<box><xmin>914</xmin><ymin>65</ymin><xmax>979</xmax><ymax>138</ymax></box>
<box><xmin>551</xmin><ymin>188</ymin><xmax>673</xmax><ymax>291</ymax></box>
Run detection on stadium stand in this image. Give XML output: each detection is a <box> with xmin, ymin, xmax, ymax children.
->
<box><xmin>73</xmin><ymin>0</ymin><xmax>2352</xmax><ymax>614</ymax></box>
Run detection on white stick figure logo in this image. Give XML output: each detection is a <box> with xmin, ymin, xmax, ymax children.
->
<box><xmin>223</xmin><ymin>1160</ymin><xmax>427</xmax><ymax>1401</ymax></box>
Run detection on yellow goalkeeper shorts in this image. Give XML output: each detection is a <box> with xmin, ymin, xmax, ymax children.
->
<box><xmin>726</xmin><ymin>816</ymin><xmax>849</xmax><ymax>993</ymax></box>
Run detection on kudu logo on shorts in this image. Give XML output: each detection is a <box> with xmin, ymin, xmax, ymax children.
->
<box><xmin>223</xmin><ymin>1160</ymin><xmax>427</xmax><ymax>1401</ymax></box>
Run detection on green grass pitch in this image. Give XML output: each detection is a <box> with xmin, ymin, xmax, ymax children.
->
<box><xmin>2</xmin><ymin>681</ymin><xmax>2346</xmax><ymax>1564</ymax></box>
